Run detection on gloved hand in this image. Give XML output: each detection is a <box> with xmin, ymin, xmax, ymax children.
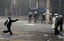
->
<box><xmin>16</xmin><ymin>19</ymin><xmax>19</xmax><ymax>21</ymax></box>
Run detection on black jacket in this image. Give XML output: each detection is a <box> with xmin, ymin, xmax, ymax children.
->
<box><xmin>4</xmin><ymin>19</ymin><xmax>18</xmax><ymax>27</ymax></box>
<box><xmin>59</xmin><ymin>17</ymin><xmax>63</xmax><ymax>24</ymax></box>
<box><xmin>28</xmin><ymin>14</ymin><xmax>32</xmax><ymax>18</ymax></box>
<box><xmin>34</xmin><ymin>14</ymin><xmax>37</xmax><ymax>18</ymax></box>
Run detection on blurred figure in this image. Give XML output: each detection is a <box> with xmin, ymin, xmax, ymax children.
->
<box><xmin>49</xmin><ymin>16</ymin><xmax>52</xmax><ymax>24</ymax></box>
<box><xmin>3</xmin><ymin>17</ymin><xmax>19</xmax><ymax>35</ymax></box>
<box><xmin>28</xmin><ymin>12</ymin><xmax>32</xmax><ymax>23</ymax></box>
<box><xmin>34</xmin><ymin>11</ymin><xmax>37</xmax><ymax>23</ymax></box>
<box><xmin>59</xmin><ymin>15</ymin><xmax>63</xmax><ymax>31</ymax></box>
<box><xmin>54</xmin><ymin>16</ymin><xmax>60</xmax><ymax>35</ymax></box>
<box><xmin>49</xmin><ymin>13</ymin><xmax>52</xmax><ymax>24</ymax></box>
<box><xmin>41</xmin><ymin>13</ymin><xmax>46</xmax><ymax>23</ymax></box>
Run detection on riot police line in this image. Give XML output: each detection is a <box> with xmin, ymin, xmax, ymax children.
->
<box><xmin>28</xmin><ymin>11</ymin><xmax>46</xmax><ymax>23</ymax></box>
<box><xmin>28</xmin><ymin>12</ymin><xmax>63</xmax><ymax>35</ymax></box>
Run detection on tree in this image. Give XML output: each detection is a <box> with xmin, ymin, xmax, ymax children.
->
<box><xmin>0</xmin><ymin>0</ymin><xmax>11</xmax><ymax>9</ymax></box>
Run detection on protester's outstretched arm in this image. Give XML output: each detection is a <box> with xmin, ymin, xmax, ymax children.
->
<box><xmin>11</xmin><ymin>19</ymin><xmax>19</xmax><ymax>22</ymax></box>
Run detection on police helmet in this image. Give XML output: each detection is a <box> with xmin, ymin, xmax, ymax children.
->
<box><xmin>59</xmin><ymin>15</ymin><xmax>62</xmax><ymax>17</ymax></box>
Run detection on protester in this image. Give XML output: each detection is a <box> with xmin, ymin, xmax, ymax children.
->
<box><xmin>3</xmin><ymin>17</ymin><xmax>19</xmax><ymax>35</ymax></box>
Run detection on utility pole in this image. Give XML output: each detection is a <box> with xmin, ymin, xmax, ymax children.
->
<box><xmin>5</xmin><ymin>8</ymin><xmax>8</xmax><ymax>16</ymax></box>
<box><xmin>11</xmin><ymin>2</ymin><xmax>12</xmax><ymax>16</ymax></box>
<box><xmin>35</xmin><ymin>0</ymin><xmax>39</xmax><ymax>19</ymax></box>
<box><xmin>59</xmin><ymin>0</ymin><xmax>61</xmax><ymax>15</ymax></box>
<box><xmin>46</xmin><ymin>0</ymin><xmax>50</xmax><ymax>23</ymax></box>
<box><xmin>36</xmin><ymin>0</ymin><xmax>38</xmax><ymax>9</ymax></box>
<box><xmin>30</xmin><ymin>0</ymin><xmax>31</xmax><ymax>9</ymax></box>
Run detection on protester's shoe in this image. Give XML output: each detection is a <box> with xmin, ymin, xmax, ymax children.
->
<box><xmin>54</xmin><ymin>33</ymin><xmax>59</xmax><ymax>35</ymax></box>
<box><xmin>54</xmin><ymin>32</ymin><xmax>60</xmax><ymax>35</ymax></box>
<box><xmin>10</xmin><ymin>33</ymin><xmax>13</xmax><ymax>35</ymax></box>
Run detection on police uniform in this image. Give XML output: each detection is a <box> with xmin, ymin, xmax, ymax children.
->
<box><xmin>28</xmin><ymin>12</ymin><xmax>32</xmax><ymax>22</ymax></box>
<box><xmin>59</xmin><ymin>15</ymin><xmax>63</xmax><ymax>31</ymax></box>
<box><xmin>34</xmin><ymin>13</ymin><xmax>37</xmax><ymax>23</ymax></box>
<box><xmin>54</xmin><ymin>16</ymin><xmax>60</xmax><ymax>35</ymax></box>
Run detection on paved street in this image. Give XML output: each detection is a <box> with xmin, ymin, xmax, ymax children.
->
<box><xmin>0</xmin><ymin>16</ymin><xmax>64</xmax><ymax>41</ymax></box>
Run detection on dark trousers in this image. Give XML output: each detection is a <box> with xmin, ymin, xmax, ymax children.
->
<box><xmin>3</xmin><ymin>26</ymin><xmax>13</xmax><ymax>35</ymax></box>
<box><xmin>60</xmin><ymin>23</ymin><xmax>63</xmax><ymax>31</ymax></box>
<box><xmin>28</xmin><ymin>17</ymin><xmax>31</xmax><ymax>22</ymax></box>
<box><xmin>41</xmin><ymin>20</ymin><xmax>46</xmax><ymax>23</ymax></box>
<box><xmin>34</xmin><ymin>18</ymin><xmax>37</xmax><ymax>23</ymax></box>
<box><xmin>54</xmin><ymin>24</ymin><xmax>60</xmax><ymax>35</ymax></box>
<box><xmin>41</xmin><ymin>18</ymin><xmax>46</xmax><ymax>23</ymax></box>
<box><xmin>43</xmin><ymin>20</ymin><xmax>46</xmax><ymax>23</ymax></box>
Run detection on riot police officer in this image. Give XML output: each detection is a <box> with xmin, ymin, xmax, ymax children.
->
<box><xmin>41</xmin><ymin>13</ymin><xmax>46</xmax><ymax>23</ymax></box>
<box><xmin>54</xmin><ymin>16</ymin><xmax>60</xmax><ymax>35</ymax></box>
<box><xmin>28</xmin><ymin>12</ymin><xmax>32</xmax><ymax>23</ymax></box>
<box><xmin>34</xmin><ymin>11</ymin><xmax>37</xmax><ymax>23</ymax></box>
<box><xmin>59</xmin><ymin>15</ymin><xmax>63</xmax><ymax>31</ymax></box>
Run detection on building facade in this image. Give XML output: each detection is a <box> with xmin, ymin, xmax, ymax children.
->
<box><xmin>50</xmin><ymin>0</ymin><xmax>64</xmax><ymax>17</ymax></box>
